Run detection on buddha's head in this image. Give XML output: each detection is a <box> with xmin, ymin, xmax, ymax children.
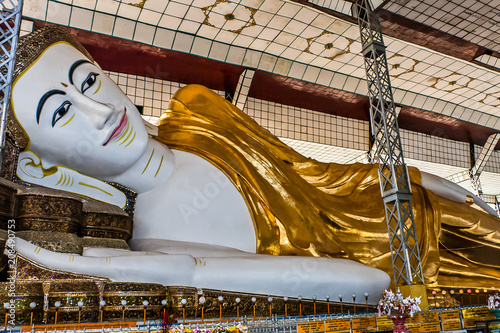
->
<box><xmin>9</xmin><ymin>26</ymin><xmax>148</xmax><ymax>178</ymax></box>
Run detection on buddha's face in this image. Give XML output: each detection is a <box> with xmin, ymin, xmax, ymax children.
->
<box><xmin>11</xmin><ymin>42</ymin><xmax>148</xmax><ymax>177</ymax></box>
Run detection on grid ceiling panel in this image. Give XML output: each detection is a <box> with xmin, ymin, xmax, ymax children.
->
<box><xmin>23</xmin><ymin>0</ymin><xmax>500</xmax><ymax>130</ymax></box>
<box><xmin>270</xmin><ymin>138</ymin><xmax>500</xmax><ymax>199</ymax></box>
<box><xmin>308</xmin><ymin>0</ymin><xmax>352</xmax><ymax>16</ymax></box>
<box><xmin>100</xmin><ymin>65</ymin><xmax>500</xmax><ymax>196</ymax></box>
<box><xmin>384</xmin><ymin>0</ymin><xmax>500</xmax><ymax>53</ymax></box>
<box><xmin>475</xmin><ymin>54</ymin><xmax>500</xmax><ymax>71</ymax></box>
<box><xmin>278</xmin><ymin>137</ymin><xmax>365</xmax><ymax>163</ymax></box>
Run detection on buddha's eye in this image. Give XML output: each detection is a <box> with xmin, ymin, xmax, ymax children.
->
<box><xmin>52</xmin><ymin>101</ymin><xmax>72</xmax><ymax>127</ymax></box>
<box><xmin>81</xmin><ymin>72</ymin><xmax>99</xmax><ymax>93</ymax></box>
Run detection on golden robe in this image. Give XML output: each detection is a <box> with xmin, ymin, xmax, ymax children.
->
<box><xmin>156</xmin><ymin>84</ymin><xmax>500</xmax><ymax>288</ymax></box>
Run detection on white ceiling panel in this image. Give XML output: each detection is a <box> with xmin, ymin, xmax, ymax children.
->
<box><xmin>20</xmin><ymin>0</ymin><xmax>500</xmax><ymax>195</ymax></box>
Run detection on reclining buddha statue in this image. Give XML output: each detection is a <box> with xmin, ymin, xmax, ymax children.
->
<box><xmin>6</xmin><ymin>26</ymin><xmax>500</xmax><ymax>301</ymax></box>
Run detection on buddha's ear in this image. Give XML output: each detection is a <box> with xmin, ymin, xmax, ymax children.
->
<box><xmin>17</xmin><ymin>150</ymin><xmax>127</xmax><ymax>209</ymax></box>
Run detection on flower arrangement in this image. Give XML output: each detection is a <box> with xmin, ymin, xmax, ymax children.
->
<box><xmin>488</xmin><ymin>293</ymin><xmax>500</xmax><ymax>309</ymax></box>
<box><xmin>377</xmin><ymin>289</ymin><xmax>421</xmax><ymax>317</ymax></box>
<box><xmin>160</xmin><ymin>311</ymin><xmax>178</xmax><ymax>333</ymax></box>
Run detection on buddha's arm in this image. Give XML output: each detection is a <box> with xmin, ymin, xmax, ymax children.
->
<box><xmin>190</xmin><ymin>254</ymin><xmax>390</xmax><ymax>303</ymax></box>
<box><xmin>420</xmin><ymin>171</ymin><xmax>497</xmax><ymax>216</ymax></box>
<box><xmin>14</xmin><ymin>238</ymin><xmax>390</xmax><ymax>302</ymax></box>
<box><xmin>128</xmin><ymin>238</ymin><xmax>257</xmax><ymax>257</ymax></box>
<box><xmin>14</xmin><ymin>238</ymin><xmax>196</xmax><ymax>285</ymax></box>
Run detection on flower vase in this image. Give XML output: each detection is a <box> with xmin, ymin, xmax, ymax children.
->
<box><xmin>388</xmin><ymin>314</ymin><xmax>411</xmax><ymax>333</ymax></box>
<box><xmin>490</xmin><ymin>309</ymin><xmax>500</xmax><ymax>319</ymax></box>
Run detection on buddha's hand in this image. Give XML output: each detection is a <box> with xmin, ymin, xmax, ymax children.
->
<box><xmin>13</xmin><ymin>237</ymin><xmax>196</xmax><ymax>285</ymax></box>
<box><xmin>17</xmin><ymin>150</ymin><xmax>127</xmax><ymax>208</ymax></box>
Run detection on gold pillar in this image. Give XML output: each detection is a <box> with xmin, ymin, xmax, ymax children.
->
<box><xmin>399</xmin><ymin>284</ymin><xmax>429</xmax><ymax>312</ymax></box>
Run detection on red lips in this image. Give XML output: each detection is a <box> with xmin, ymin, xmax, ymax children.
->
<box><xmin>103</xmin><ymin>109</ymin><xmax>128</xmax><ymax>146</ymax></box>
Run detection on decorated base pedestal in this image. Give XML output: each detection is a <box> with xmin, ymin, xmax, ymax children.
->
<box><xmin>388</xmin><ymin>314</ymin><xmax>411</xmax><ymax>333</ymax></box>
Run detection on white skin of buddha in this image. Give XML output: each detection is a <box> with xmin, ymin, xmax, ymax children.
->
<box><xmin>11</xmin><ymin>42</ymin><xmax>392</xmax><ymax>301</ymax></box>
<box><xmin>10</xmin><ymin>42</ymin><xmax>494</xmax><ymax>302</ymax></box>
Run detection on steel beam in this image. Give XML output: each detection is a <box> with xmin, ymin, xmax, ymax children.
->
<box><xmin>0</xmin><ymin>0</ymin><xmax>23</xmax><ymax>171</ymax></box>
<box><xmin>447</xmin><ymin>133</ymin><xmax>500</xmax><ymax>198</ymax></box>
<box><xmin>355</xmin><ymin>0</ymin><xmax>424</xmax><ymax>285</ymax></box>
<box><xmin>469</xmin><ymin>133</ymin><xmax>500</xmax><ymax>197</ymax></box>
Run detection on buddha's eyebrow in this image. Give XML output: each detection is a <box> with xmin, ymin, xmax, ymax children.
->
<box><xmin>36</xmin><ymin>90</ymin><xmax>66</xmax><ymax>124</ymax></box>
<box><xmin>69</xmin><ymin>59</ymin><xmax>91</xmax><ymax>85</ymax></box>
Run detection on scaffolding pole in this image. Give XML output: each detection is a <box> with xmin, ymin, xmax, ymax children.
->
<box><xmin>469</xmin><ymin>133</ymin><xmax>500</xmax><ymax>198</ymax></box>
<box><xmin>355</xmin><ymin>0</ymin><xmax>424</xmax><ymax>285</ymax></box>
<box><xmin>0</xmin><ymin>0</ymin><xmax>22</xmax><ymax>171</ymax></box>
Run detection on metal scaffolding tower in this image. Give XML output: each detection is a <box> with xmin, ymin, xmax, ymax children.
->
<box><xmin>354</xmin><ymin>0</ymin><xmax>424</xmax><ymax>285</ymax></box>
<box><xmin>469</xmin><ymin>133</ymin><xmax>500</xmax><ymax>198</ymax></box>
<box><xmin>0</xmin><ymin>0</ymin><xmax>22</xmax><ymax>170</ymax></box>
